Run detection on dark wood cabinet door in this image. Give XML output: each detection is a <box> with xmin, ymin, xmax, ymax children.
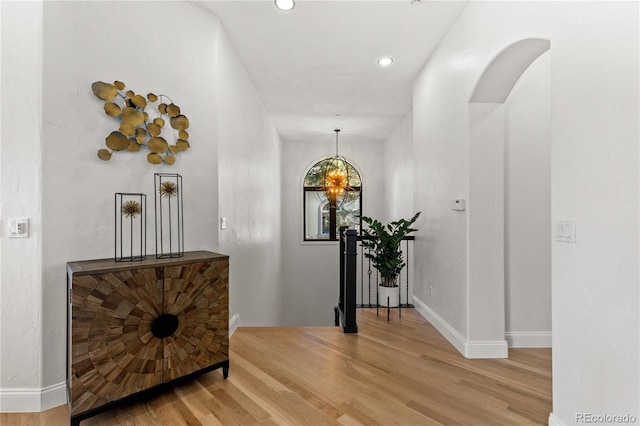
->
<box><xmin>162</xmin><ymin>260</ymin><xmax>229</xmax><ymax>381</ymax></box>
<box><xmin>70</xmin><ymin>267</ymin><xmax>164</xmax><ymax>415</ymax></box>
<box><xmin>68</xmin><ymin>252</ymin><xmax>230</xmax><ymax>422</ymax></box>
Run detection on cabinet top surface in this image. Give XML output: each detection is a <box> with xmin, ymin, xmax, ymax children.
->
<box><xmin>67</xmin><ymin>250</ymin><xmax>228</xmax><ymax>276</ymax></box>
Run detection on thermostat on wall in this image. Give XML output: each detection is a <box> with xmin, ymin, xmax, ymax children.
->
<box><xmin>452</xmin><ymin>199</ymin><xmax>466</xmax><ymax>211</ymax></box>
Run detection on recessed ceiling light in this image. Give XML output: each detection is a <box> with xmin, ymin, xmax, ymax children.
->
<box><xmin>275</xmin><ymin>0</ymin><xmax>295</xmax><ymax>11</ymax></box>
<box><xmin>378</xmin><ymin>57</ymin><xmax>394</xmax><ymax>66</ymax></box>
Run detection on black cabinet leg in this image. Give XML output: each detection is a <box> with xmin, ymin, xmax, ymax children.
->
<box><xmin>223</xmin><ymin>361</ymin><xmax>229</xmax><ymax>379</ymax></box>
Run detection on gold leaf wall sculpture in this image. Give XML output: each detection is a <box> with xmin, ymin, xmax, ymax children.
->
<box><xmin>105</xmin><ymin>131</ymin><xmax>130</xmax><ymax>151</ymax></box>
<box><xmin>92</xmin><ymin>80</ymin><xmax>191</xmax><ymax>165</ymax></box>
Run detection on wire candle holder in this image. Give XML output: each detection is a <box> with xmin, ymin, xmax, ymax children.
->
<box><xmin>115</xmin><ymin>193</ymin><xmax>146</xmax><ymax>262</ymax></box>
<box><xmin>154</xmin><ymin>173</ymin><xmax>184</xmax><ymax>258</ymax></box>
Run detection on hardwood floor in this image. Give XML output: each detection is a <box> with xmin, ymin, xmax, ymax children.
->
<box><xmin>1</xmin><ymin>309</ymin><xmax>551</xmax><ymax>425</ymax></box>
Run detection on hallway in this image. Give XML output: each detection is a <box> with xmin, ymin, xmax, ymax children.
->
<box><xmin>3</xmin><ymin>309</ymin><xmax>551</xmax><ymax>425</ymax></box>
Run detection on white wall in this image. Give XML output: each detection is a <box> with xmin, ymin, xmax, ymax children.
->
<box><xmin>468</xmin><ymin>102</ymin><xmax>506</xmax><ymax>348</ymax></box>
<box><xmin>281</xmin><ymin>138</ymin><xmax>384</xmax><ymax>326</ymax></box>
<box><xmin>214</xmin><ymin>25</ymin><xmax>283</xmax><ymax>327</ymax></box>
<box><xmin>40</xmin><ymin>1</ymin><xmax>220</xmax><ymax>406</ymax></box>
<box><xmin>382</xmin><ymin>113</ymin><xmax>416</xmax><ymax>306</ymax></box>
<box><xmin>548</xmin><ymin>2</ymin><xmax>638</xmax><ymax>421</ymax></box>
<box><xmin>383</xmin><ymin>113</ymin><xmax>413</xmax><ymax>223</ymax></box>
<box><xmin>1</xmin><ymin>0</ymin><xmax>283</xmax><ymax>412</ymax></box>
<box><xmin>412</xmin><ymin>0</ymin><xmax>638</xmax><ymax>422</ymax></box>
<box><xmin>412</xmin><ymin>12</ymin><xmax>470</xmax><ymax>338</ymax></box>
<box><xmin>0</xmin><ymin>1</ymin><xmax>45</xmax><ymax>410</ymax></box>
<box><xmin>504</xmin><ymin>51</ymin><xmax>551</xmax><ymax>342</ymax></box>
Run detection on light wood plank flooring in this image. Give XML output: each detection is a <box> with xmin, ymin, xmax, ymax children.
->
<box><xmin>1</xmin><ymin>309</ymin><xmax>551</xmax><ymax>425</ymax></box>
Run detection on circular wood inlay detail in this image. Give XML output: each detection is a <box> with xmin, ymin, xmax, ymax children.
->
<box><xmin>151</xmin><ymin>313</ymin><xmax>179</xmax><ymax>338</ymax></box>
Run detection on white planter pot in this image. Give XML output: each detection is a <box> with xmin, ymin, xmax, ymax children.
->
<box><xmin>378</xmin><ymin>284</ymin><xmax>400</xmax><ymax>307</ymax></box>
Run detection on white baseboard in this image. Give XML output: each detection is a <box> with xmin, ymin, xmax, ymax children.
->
<box><xmin>0</xmin><ymin>382</ymin><xmax>66</xmax><ymax>413</ymax></box>
<box><xmin>465</xmin><ymin>340</ymin><xmax>508</xmax><ymax>358</ymax></box>
<box><xmin>548</xmin><ymin>412</ymin><xmax>566</xmax><ymax>426</ymax></box>
<box><xmin>413</xmin><ymin>295</ymin><xmax>508</xmax><ymax>359</ymax></box>
<box><xmin>41</xmin><ymin>382</ymin><xmax>66</xmax><ymax>411</ymax></box>
<box><xmin>505</xmin><ymin>331</ymin><xmax>552</xmax><ymax>348</ymax></box>
<box><xmin>413</xmin><ymin>295</ymin><xmax>466</xmax><ymax>356</ymax></box>
<box><xmin>229</xmin><ymin>314</ymin><xmax>241</xmax><ymax>337</ymax></box>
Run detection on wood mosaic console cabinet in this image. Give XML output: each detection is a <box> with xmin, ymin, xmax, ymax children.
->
<box><xmin>66</xmin><ymin>251</ymin><xmax>229</xmax><ymax>426</ymax></box>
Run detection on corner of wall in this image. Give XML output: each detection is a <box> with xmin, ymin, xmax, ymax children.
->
<box><xmin>413</xmin><ymin>295</ymin><xmax>466</xmax><ymax>355</ymax></box>
<box><xmin>548</xmin><ymin>412</ymin><xmax>566</xmax><ymax>426</ymax></box>
<box><xmin>229</xmin><ymin>314</ymin><xmax>241</xmax><ymax>337</ymax></box>
<box><xmin>414</xmin><ymin>295</ymin><xmax>508</xmax><ymax>359</ymax></box>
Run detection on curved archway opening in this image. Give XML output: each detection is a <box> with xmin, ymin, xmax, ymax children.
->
<box><xmin>470</xmin><ymin>38</ymin><xmax>550</xmax><ymax>103</ymax></box>
<box><xmin>467</xmin><ymin>38</ymin><xmax>551</xmax><ymax>357</ymax></box>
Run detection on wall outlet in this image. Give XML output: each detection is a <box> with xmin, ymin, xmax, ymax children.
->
<box><xmin>429</xmin><ymin>285</ymin><xmax>433</xmax><ymax>298</ymax></box>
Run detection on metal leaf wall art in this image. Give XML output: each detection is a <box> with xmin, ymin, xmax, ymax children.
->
<box><xmin>91</xmin><ymin>80</ymin><xmax>191</xmax><ymax>165</ymax></box>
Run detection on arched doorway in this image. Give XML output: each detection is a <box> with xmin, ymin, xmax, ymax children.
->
<box><xmin>466</xmin><ymin>38</ymin><xmax>551</xmax><ymax>357</ymax></box>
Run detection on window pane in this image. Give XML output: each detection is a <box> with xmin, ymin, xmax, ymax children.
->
<box><xmin>304</xmin><ymin>163</ymin><xmax>325</xmax><ymax>187</ymax></box>
<box><xmin>305</xmin><ymin>191</ymin><xmax>330</xmax><ymax>240</ymax></box>
<box><xmin>303</xmin><ymin>157</ymin><xmax>362</xmax><ymax>241</ymax></box>
<box><xmin>337</xmin><ymin>195</ymin><xmax>360</xmax><ymax>233</ymax></box>
<box><xmin>304</xmin><ymin>189</ymin><xmax>360</xmax><ymax>240</ymax></box>
<box><xmin>345</xmin><ymin>161</ymin><xmax>361</xmax><ymax>187</ymax></box>
<box><xmin>304</xmin><ymin>158</ymin><xmax>361</xmax><ymax>187</ymax></box>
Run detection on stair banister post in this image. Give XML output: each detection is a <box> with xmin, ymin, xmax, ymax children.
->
<box><xmin>343</xmin><ymin>229</ymin><xmax>358</xmax><ymax>333</ymax></box>
<box><xmin>335</xmin><ymin>226</ymin><xmax>347</xmax><ymax>327</ymax></box>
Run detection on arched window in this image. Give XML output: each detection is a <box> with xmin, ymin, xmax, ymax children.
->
<box><xmin>303</xmin><ymin>158</ymin><xmax>362</xmax><ymax>241</ymax></box>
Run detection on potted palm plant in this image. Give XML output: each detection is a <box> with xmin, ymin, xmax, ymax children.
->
<box><xmin>360</xmin><ymin>212</ymin><xmax>420</xmax><ymax>307</ymax></box>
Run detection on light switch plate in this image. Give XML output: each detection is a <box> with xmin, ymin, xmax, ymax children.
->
<box><xmin>554</xmin><ymin>219</ymin><xmax>576</xmax><ymax>243</ymax></box>
<box><xmin>8</xmin><ymin>217</ymin><xmax>29</xmax><ymax>238</ymax></box>
<box><xmin>452</xmin><ymin>199</ymin><xmax>466</xmax><ymax>211</ymax></box>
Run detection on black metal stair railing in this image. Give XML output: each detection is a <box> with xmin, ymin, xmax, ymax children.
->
<box><xmin>335</xmin><ymin>227</ymin><xmax>415</xmax><ymax>333</ymax></box>
<box><xmin>335</xmin><ymin>227</ymin><xmax>358</xmax><ymax>333</ymax></box>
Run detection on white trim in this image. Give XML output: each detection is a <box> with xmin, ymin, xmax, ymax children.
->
<box><xmin>505</xmin><ymin>331</ymin><xmax>552</xmax><ymax>348</ymax></box>
<box><xmin>413</xmin><ymin>295</ymin><xmax>508</xmax><ymax>359</ymax></box>
<box><xmin>413</xmin><ymin>295</ymin><xmax>466</xmax><ymax>356</ymax></box>
<box><xmin>229</xmin><ymin>314</ymin><xmax>241</xmax><ymax>337</ymax></box>
<box><xmin>465</xmin><ymin>340</ymin><xmax>508</xmax><ymax>359</ymax></box>
<box><xmin>40</xmin><ymin>382</ymin><xmax>67</xmax><ymax>411</ymax></box>
<box><xmin>0</xmin><ymin>382</ymin><xmax>66</xmax><ymax>413</ymax></box>
<box><xmin>548</xmin><ymin>412</ymin><xmax>566</xmax><ymax>426</ymax></box>
<box><xmin>0</xmin><ymin>388</ymin><xmax>41</xmax><ymax>413</ymax></box>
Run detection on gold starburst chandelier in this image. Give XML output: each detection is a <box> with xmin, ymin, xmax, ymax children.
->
<box><xmin>322</xmin><ymin>129</ymin><xmax>357</xmax><ymax>207</ymax></box>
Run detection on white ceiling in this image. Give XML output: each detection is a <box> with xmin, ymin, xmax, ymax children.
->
<box><xmin>197</xmin><ymin>0</ymin><xmax>468</xmax><ymax>145</ymax></box>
